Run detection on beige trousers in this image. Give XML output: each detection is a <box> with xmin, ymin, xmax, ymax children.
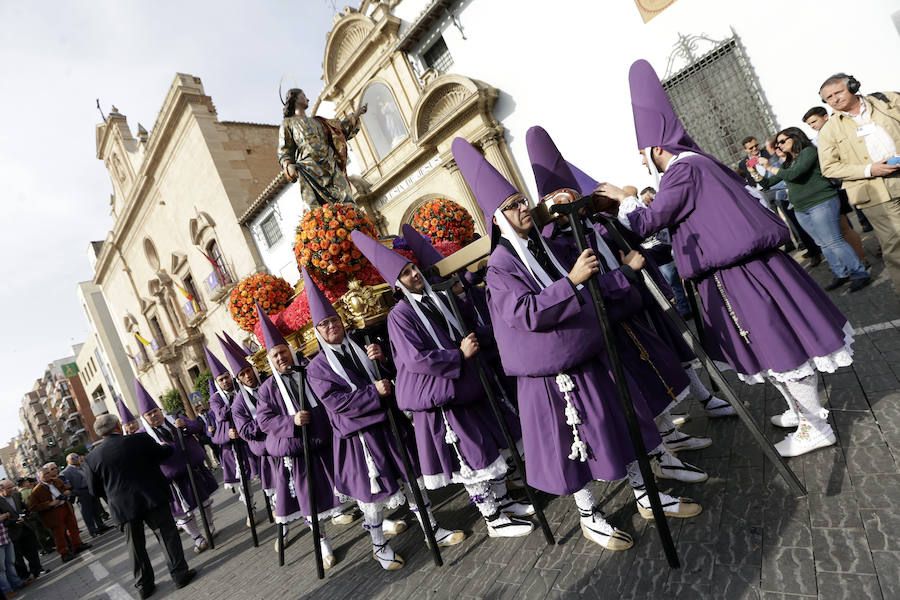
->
<box><xmin>861</xmin><ymin>198</ymin><xmax>900</xmax><ymax>294</ymax></box>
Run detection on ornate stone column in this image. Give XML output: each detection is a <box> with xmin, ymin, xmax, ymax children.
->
<box><xmin>480</xmin><ymin>130</ymin><xmax>522</xmax><ymax>191</ymax></box>
<box><xmin>444</xmin><ymin>158</ymin><xmax>487</xmax><ymax>236</ymax></box>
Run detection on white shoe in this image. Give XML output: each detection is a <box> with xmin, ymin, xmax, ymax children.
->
<box><xmin>663</xmin><ymin>432</ymin><xmax>713</xmax><ymax>452</ymax></box>
<box><xmin>651</xmin><ymin>452</ymin><xmax>708</xmax><ymax>483</ymax></box>
<box><xmin>193</xmin><ymin>537</ymin><xmax>208</xmax><ymax>554</ymax></box>
<box><xmin>331</xmin><ymin>511</ymin><xmax>356</xmax><ymax>526</ymax></box>
<box><xmin>427</xmin><ymin>526</ymin><xmax>466</xmax><ymax>547</ymax></box>
<box><xmin>486</xmin><ymin>512</ymin><xmax>534</xmax><ymax>538</ymax></box>
<box><xmin>671</xmin><ymin>413</ymin><xmax>690</xmax><ymax>426</ymax></box>
<box><xmin>372</xmin><ymin>542</ymin><xmax>404</xmax><ymax>571</ymax></box>
<box><xmin>634</xmin><ymin>487</ymin><xmax>702</xmax><ymax>519</ymax></box>
<box><xmin>701</xmin><ymin>395</ymin><xmax>735</xmax><ymax>418</ymax></box>
<box><xmin>579</xmin><ymin>511</ymin><xmax>632</xmax><ymax>551</ymax></box>
<box><xmin>320</xmin><ymin>537</ymin><xmax>336</xmax><ymax>569</ymax></box>
<box><xmin>382</xmin><ymin>518</ymin><xmax>408</xmax><ymax>536</ymax></box>
<box><xmin>775</xmin><ymin>423</ymin><xmax>836</xmax><ymax>457</ymax></box>
<box><xmin>498</xmin><ymin>496</ymin><xmax>535</xmax><ymax>517</ymax></box>
<box><xmin>770</xmin><ymin>409</ymin><xmax>800</xmax><ymax>428</ymax></box>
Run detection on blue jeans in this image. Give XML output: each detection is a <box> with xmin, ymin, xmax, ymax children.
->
<box><xmin>0</xmin><ymin>541</ymin><xmax>23</xmax><ymax>594</ymax></box>
<box><xmin>794</xmin><ymin>196</ymin><xmax>868</xmax><ymax>280</ymax></box>
<box><xmin>659</xmin><ymin>260</ymin><xmax>690</xmax><ymax>315</ymax></box>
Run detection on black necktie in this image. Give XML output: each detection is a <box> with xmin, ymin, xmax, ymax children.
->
<box><xmin>527</xmin><ymin>238</ymin><xmax>563</xmax><ymax>280</ymax></box>
<box><xmin>283</xmin><ymin>373</ymin><xmax>301</xmax><ymax>410</ymax></box>
<box><xmin>246</xmin><ymin>390</ymin><xmax>257</xmax><ymax>408</ymax></box>
<box><xmin>337</xmin><ymin>348</ymin><xmax>367</xmax><ymax>379</ymax></box>
<box><xmin>156</xmin><ymin>425</ymin><xmax>173</xmax><ymax>443</ymax></box>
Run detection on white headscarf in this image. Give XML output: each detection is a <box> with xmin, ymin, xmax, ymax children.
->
<box><xmin>494</xmin><ymin>207</ymin><xmax>577</xmax><ymax>291</ymax></box>
<box><xmin>395</xmin><ymin>266</ymin><xmax>464</xmax><ymax>350</ymax></box>
<box><xmin>314</xmin><ymin>329</ymin><xmax>378</xmax><ymax>391</ymax></box>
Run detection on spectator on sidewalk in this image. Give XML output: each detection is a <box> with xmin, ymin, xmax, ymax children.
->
<box><xmin>0</xmin><ymin>480</ymin><xmax>46</xmax><ymax>582</ymax></box>
<box><xmin>14</xmin><ymin>479</ymin><xmax>53</xmax><ymax>555</ymax></box>
<box><xmin>762</xmin><ymin>135</ymin><xmax>820</xmax><ymax>260</ymax></box>
<box><xmin>818</xmin><ymin>73</ymin><xmax>900</xmax><ymax>294</ymax></box>
<box><xmin>60</xmin><ymin>454</ymin><xmax>112</xmax><ymax>538</ymax></box>
<box><xmin>86</xmin><ymin>413</ymin><xmax>197</xmax><ymax>599</ymax></box>
<box><xmin>754</xmin><ymin>127</ymin><xmax>871</xmax><ymax>292</ymax></box>
<box><xmin>27</xmin><ymin>465</ymin><xmax>91</xmax><ymax>562</ymax></box>
<box><xmin>0</xmin><ymin>509</ymin><xmax>24</xmax><ymax>599</ymax></box>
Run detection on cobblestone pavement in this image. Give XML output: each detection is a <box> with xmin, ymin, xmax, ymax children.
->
<box><xmin>16</xmin><ymin>232</ymin><xmax>900</xmax><ymax>600</ymax></box>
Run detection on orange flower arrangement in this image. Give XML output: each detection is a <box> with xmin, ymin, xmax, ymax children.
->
<box><xmin>229</xmin><ymin>273</ymin><xmax>293</xmax><ymax>332</ymax></box>
<box><xmin>295</xmin><ymin>203</ymin><xmax>379</xmax><ymax>286</ymax></box>
<box><xmin>411</xmin><ymin>199</ymin><xmax>475</xmax><ymax>244</ymax></box>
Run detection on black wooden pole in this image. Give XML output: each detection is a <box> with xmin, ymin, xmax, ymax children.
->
<box><xmin>364</xmin><ymin>334</ymin><xmax>443</xmax><ymax>566</ymax></box>
<box><xmin>293</xmin><ymin>365</ymin><xmax>325</xmax><ymax>579</ymax></box>
<box><xmin>551</xmin><ymin>199</ymin><xmax>679</xmax><ymax>568</ymax></box>
<box><xmin>232</xmin><ymin>439</ymin><xmax>259</xmax><ymax>547</ymax></box>
<box><xmin>174</xmin><ymin>426</ymin><xmax>215</xmax><ymax>550</ymax></box>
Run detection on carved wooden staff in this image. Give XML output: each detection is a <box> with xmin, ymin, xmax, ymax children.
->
<box><xmin>430</xmin><ymin>278</ymin><xmax>556</xmax><ymax>546</ymax></box>
<box><xmin>174</xmin><ymin>426</ymin><xmax>215</xmax><ymax>550</ymax></box>
<box><xmin>231</xmin><ymin>436</ymin><xmax>259</xmax><ymax>547</ymax></box>
<box><xmin>363</xmin><ymin>334</ymin><xmax>443</xmax><ymax>567</ymax></box>
<box><xmin>291</xmin><ymin>364</ymin><xmax>325</xmax><ymax>580</ymax></box>
<box><xmin>592</xmin><ymin>213</ymin><xmax>806</xmax><ymax>497</ymax></box>
<box><xmin>551</xmin><ymin>198</ymin><xmax>679</xmax><ymax>568</ymax></box>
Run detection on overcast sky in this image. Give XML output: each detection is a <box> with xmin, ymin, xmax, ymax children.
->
<box><xmin>0</xmin><ymin>1</ymin><xmax>356</xmax><ymax>446</ymax></box>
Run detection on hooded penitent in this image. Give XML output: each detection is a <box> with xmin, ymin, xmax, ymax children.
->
<box><xmin>203</xmin><ymin>346</ymin><xmax>229</xmax><ymax>380</ymax></box>
<box><xmin>525</xmin><ymin>126</ymin><xmax>580</xmax><ymax>199</ymax></box>
<box><xmin>255</xmin><ymin>304</ymin><xmax>288</xmax><ymax>351</ymax></box>
<box><xmin>400</xmin><ymin>224</ymin><xmax>444</xmax><ymax>272</ymax></box>
<box><xmin>349</xmin><ymin>231</ymin><xmax>411</xmax><ymax>290</ymax></box>
<box><xmin>116</xmin><ymin>396</ymin><xmax>136</xmax><ymax>424</ymax></box>
<box><xmin>134</xmin><ymin>378</ymin><xmax>160</xmax><ymax>416</ymax></box>
<box><xmin>218</xmin><ymin>333</ymin><xmax>252</xmax><ymax>378</ymax></box>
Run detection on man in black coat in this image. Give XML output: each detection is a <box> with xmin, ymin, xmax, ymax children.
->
<box><xmin>85</xmin><ymin>414</ymin><xmax>197</xmax><ymax>599</ymax></box>
<box><xmin>60</xmin><ymin>454</ymin><xmax>111</xmax><ymax>537</ymax></box>
<box><xmin>0</xmin><ymin>479</ymin><xmax>45</xmax><ymax>582</ymax></box>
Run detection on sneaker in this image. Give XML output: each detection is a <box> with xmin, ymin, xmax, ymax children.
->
<box><xmin>382</xmin><ymin>518</ymin><xmax>407</xmax><ymax>536</ymax></box>
<box><xmin>651</xmin><ymin>453</ymin><xmax>708</xmax><ymax>483</ymax></box>
<box><xmin>498</xmin><ymin>496</ymin><xmax>536</xmax><ymax>517</ymax></box>
<box><xmin>770</xmin><ymin>409</ymin><xmax>800</xmax><ymax>428</ymax></box>
<box><xmin>428</xmin><ymin>526</ymin><xmax>466</xmax><ymax>547</ymax></box>
<box><xmin>579</xmin><ymin>510</ymin><xmax>632</xmax><ymax>551</ymax></box>
<box><xmin>372</xmin><ymin>542</ymin><xmax>404</xmax><ymax>571</ymax></box>
<box><xmin>700</xmin><ymin>395</ymin><xmax>735</xmax><ymax>418</ymax></box>
<box><xmin>320</xmin><ymin>537</ymin><xmax>336</xmax><ymax>569</ymax></box>
<box><xmin>824</xmin><ymin>277</ymin><xmax>850</xmax><ymax>291</ymax></box>
<box><xmin>485</xmin><ymin>512</ymin><xmax>534</xmax><ymax>538</ymax></box>
<box><xmin>663</xmin><ymin>432</ymin><xmax>713</xmax><ymax>452</ymax></box>
<box><xmin>635</xmin><ymin>487</ymin><xmax>702</xmax><ymax>519</ymax></box>
<box><xmin>848</xmin><ymin>277</ymin><xmax>872</xmax><ymax>293</ymax></box>
<box><xmin>775</xmin><ymin>423</ymin><xmax>836</xmax><ymax>457</ymax></box>
<box><xmin>193</xmin><ymin>537</ymin><xmax>208</xmax><ymax>554</ymax></box>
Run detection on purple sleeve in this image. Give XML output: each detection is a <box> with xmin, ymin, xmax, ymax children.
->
<box><xmin>232</xmin><ymin>399</ymin><xmax>264</xmax><ymax>441</ymax></box>
<box><xmin>208</xmin><ymin>393</ymin><xmax>233</xmax><ymax>445</ymax></box>
<box><xmin>626</xmin><ymin>162</ymin><xmax>695</xmax><ymax>238</ymax></box>
<box><xmin>307</xmin><ymin>360</ymin><xmax>384</xmax><ymax>438</ymax></box>
<box><xmin>180</xmin><ymin>417</ymin><xmax>204</xmax><ymax>436</ymax></box>
<box><xmin>487</xmin><ymin>268</ymin><xmax>586</xmax><ymax>332</ymax></box>
<box><xmin>387</xmin><ymin>309</ymin><xmax>462</xmax><ymax>380</ymax></box>
<box><xmin>256</xmin><ymin>385</ymin><xmax>299</xmax><ymax>440</ymax></box>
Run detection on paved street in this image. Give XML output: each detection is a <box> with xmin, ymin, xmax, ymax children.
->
<box><xmin>17</xmin><ymin>234</ymin><xmax>900</xmax><ymax>600</ymax></box>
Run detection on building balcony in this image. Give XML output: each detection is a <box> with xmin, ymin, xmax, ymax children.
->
<box><xmin>90</xmin><ymin>400</ymin><xmax>108</xmax><ymax>417</ymax></box>
<box><xmin>206</xmin><ymin>268</ymin><xmax>235</xmax><ymax>303</ymax></box>
<box><xmin>183</xmin><ymin>299</ymin><xmax>207</xmax><ymax>327</ymax></box>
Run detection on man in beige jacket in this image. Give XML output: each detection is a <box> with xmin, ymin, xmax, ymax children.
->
<box><xmin>817</xmin><ymin>73</ymin><xmax>900</xmax><ymax>294</ymax></box>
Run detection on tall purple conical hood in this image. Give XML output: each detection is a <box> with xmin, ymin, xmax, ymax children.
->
<box><xmin>208</xmin><ymin>378</ymin><xmax>217</xmax><ymax>400</ymax></box>
<box><xmin>256</xmin><ymin>303</ymin><xmax>288</xmax><ymax>350</ymax></box>
<box><xmin>218</xmin><ymin>333</ymin><xmax>251</xmax><ymax>377</ymax></box>
<box><xmin>629</xmin><ymin>59</ymin><xmax>701</xmax><ymax>154</ymax></box>
<box><xmin>134</xmin><ymin>378</ymin><xmax>159</xmax><ymax>415</ymax></box>
<box><xmin>116</xmin><ymin>396</ymin><xmax>135</xmax><ymax>423</ymax></box>
<box><xmin>203</xmin><ymin>346</ymin><xmax>228</xmax><ymax>379</ymax></box>
<box><xmin>451</xmin><ymin>137</ymin><xmax>519</xmax><ymax>246</ymax></box>
<box><xmin>401</xmin><ymin>224</ymin><xmax>444</xmax><ymax>271</ymax></box>
<box><xmin>526</xmin><ymin>126</ymin><xmax>579</xmax><ymax>198</ymax></box>
<box><xmin>566</xmin><ymin>161</ymin><xmax>600</xmax><ymax>197</ymax></box>
<box><xmin>301</xmin><ymin>266</ymin><xmax>338</xmax><ymax>326</ymax></box>
<box><xmin>221</xmin><ymin>330</ymin><xmax>252</xmax><ymax>357</ymax></box>
<box><xmin>350</xmin><ymin>231</ymin><xmax>410</xmax><ymax>289</ymax></box>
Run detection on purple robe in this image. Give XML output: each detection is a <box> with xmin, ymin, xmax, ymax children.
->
<box><xmin>256</xmin><ymin>371</ymin><xmax>341</xmax><ymax>520</ymax></box>
<box><xmin>209</xmin><ymin>389</ymin><xmax>259</xmax><ymax>485</ymax></box>
<box><xmin>232</xmin><ymin>387</ymin><xmax>277</xmax><ymax>493</ymax></box>
<box><xmin>306</xmin><ymin>352</ymin><xmax>419</xmax><ymax>504</ymax></box>
<box><xmin>151</xmin><ymin>417</ymin><xmax>218</xmax><ymax>517</ymax></box>
<box><xmin>626</xmin><ymin>153</ymin><xmax>851</xmax><ymax>381</ymax></box>
<box><xmin>485</xmin><ymin>243</ymin><xmax>667</xmax><ymax>495</ymax></box>
<box><xmin>387</xmin><ymin>299</ymin><xmax>510</xmax><ymax>488</ymax></box>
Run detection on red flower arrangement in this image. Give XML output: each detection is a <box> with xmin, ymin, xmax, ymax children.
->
<box><xmin>295</xmin><ymin>203</ymin><xmax>379</xmax><ymax>286</ymax></box>
<box><xmin>411</xmin><ymin>199</ymin><xmax>475</xmax><ymax>244</ymax></box>
<box><xmin>252</xmin><ymin>310</ymin><xmax>296</xmax><ymax>345</ymax></box>
<box><xmin>229</xmin><ymin>273</ymin><xmax>293</xmax><ymax>332</ymax></box>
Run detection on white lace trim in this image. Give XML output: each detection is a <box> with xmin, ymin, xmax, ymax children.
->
<box><xmin>422</xmin><ymin>453</ymin><xmax>509</xmax><ymax>489</ymax></box>
<box><xmin>718</xmin><ymin>322</ymin><xmax>855</xmax><ymax>385</ymax></box>
<box><xmin>275</xmin><ymin>510</ymin><xmax>305</xmax><ymax>525</ymax></box>
<box><xmin>345</xmin><ymin>489</ymin><xmax>407</xmax><ymax>512</ymax></box>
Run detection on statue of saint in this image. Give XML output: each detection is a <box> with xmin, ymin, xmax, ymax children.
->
<box><xmin>277</xmin><ymin>88</ymin><xmax>367</xmax><ymax>206</ymax></box>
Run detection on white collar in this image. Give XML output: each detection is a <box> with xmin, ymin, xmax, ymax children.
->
<box><xmin>495</xmin><ymin>210</ymin><xmax>576</xmax><ymax>291</ymax></box>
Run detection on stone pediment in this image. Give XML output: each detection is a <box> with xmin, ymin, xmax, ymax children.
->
<box><xmin>324</xmin><ymin>14</ymin><xmax>375</xmax><ymax>83</ymax></box>
<box><xmin>412</xmin><ymin>75</ymin><xmax>497</xmax><ymax>145</ymax></box>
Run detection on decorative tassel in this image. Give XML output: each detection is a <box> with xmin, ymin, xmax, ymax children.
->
<box><xmin>284</xmin><ymin>457</ymin><xmax>296</xmax><ymax>499</ymax></box>
<box><xmin>359</xmin><ymin>434</ymin><xmax>383</xmax><ymax>494</ymax></box>
<box><xmin>441</xmin><ymin>408</ymin><xmax>475</xmax><ymax>478</ymax></box>
<box><xmin>557</xmin><ymin>374</ymin><xmax>588</xmax><ymax>462</ymax></box>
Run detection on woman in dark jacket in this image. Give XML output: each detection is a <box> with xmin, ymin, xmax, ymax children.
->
<box><xmin>753</xmin><ymin>127</ymin><xmax>870</xmax><ymax>292</ymax></box>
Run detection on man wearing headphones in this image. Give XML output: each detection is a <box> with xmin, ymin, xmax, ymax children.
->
<box><xmin>817</xmin><ymin>73</ymin><xmax>900</xmax><ymax>294</ymax></box>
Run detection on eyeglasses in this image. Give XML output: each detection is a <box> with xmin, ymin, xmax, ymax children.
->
<box><xmin>746</xmin><ymin>144</ymin><xmax>758</xmax><ymax>151</ymax></box>
<box><xmin>776</xmin><ymin>138</ymin><xmax>790</xmax><ymax>146</ymax></box>
<box><xmin>501</xmin><ymin>198</ymin><xmax>529</xmax><ymax>212</ymax></box>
